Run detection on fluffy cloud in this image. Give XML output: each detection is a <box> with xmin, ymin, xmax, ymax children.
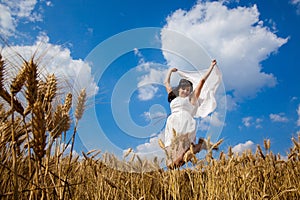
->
<box><xmin>136</xmin><ymin>66</ymin><xmax>165</xmax><ymax>101</ymax></box>
<box><xmin>3</xmin><ymin>0</ymin><xmax>38</xmax><ymax>19</ymax></box>
<box><xmin>225</xmin><ymin>94</ymin><xmax>238</xmax><ymax>111</ymax></box>
<box><xmin>241</xmin><ymin>116</ymin><xmax>263</xmax><ymax>128</ymax></box>
<box><xmin>133</xmin><ymin>48</ymin><xmax>145</xmax><ymax>64</ymax></box>
<box><xmin>142</xmin><ymin>111</ymin><xmax>166</xmax><ymax>122</ymax></box>
<box><xmin>0</xmin><ymin>0</ymin><xmax>42</xmax><ymax>37</ymax></box>
<box><xmin>1</xmin><ymin>34</ymin><xmax>98</xmax><ymax>98</ymax></box>
<box><xmin>136</xmin><ymin>58</ymin><xmax>167</xmax><ymax>101</ymax></box>
<box><xmin>0</xmin><ymin>4</ymin><xmax>15</xmax><ymax>36</ymax></box>
<box><xmin>232</xmin><ymin>140</ymin><xmax>256</xmax><ymax>154</ymax></box>
<box><xmin>137</xmin><ymin>85</ymin><xmax>159</xmax><ymax>101</ymax></box>
<box><xmin>161</xmin><ymin>1</ymin><xmax>287</xmax><ymax>102</ymax></box>
<box><xmin>198</xmin><ymin>111</ymin><xmax>225</xmax><ymax>131</ymax></box>
<box><xmin>132</xmin><ymin>131</ymin><xmax>166</xmax><ymax>160</ymax></box>
<box><xmin>242</xmin><ymin>117</ymin><xmax>252</xmax><ymax>127</ymax></box>
<box><xmin>269</xmin><ymin>113</ymin><xmax>289</xmax><ymax>123</ymax></box>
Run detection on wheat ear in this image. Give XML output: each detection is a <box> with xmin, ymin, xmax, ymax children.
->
<box><xmin>44</xmin><ymin>74</ymin><xmax>57</xmax><ymax>103</ymax></box>
<box><xmin>25</xmin><ymin>58</ymin><xmax>38</xmax><ymax>111</ymax></box>
<box><xmin>10</xmin><ymin>62</ymin><xmax>27</xmax><ymax>95</ymax></box>
<box><xmin>75</xmin><ymin>88</ymin><xmax>86</xmax><ymax>122</ymax></box>
<box><xmin>63</xmin><ymin>93</ymin><xmax>72</xmax><ymax>113</ymax></box>
<box><xmin>32</xmin><ymin>101</ymin><xmax>46</xmax><ymax>161</ymax></box>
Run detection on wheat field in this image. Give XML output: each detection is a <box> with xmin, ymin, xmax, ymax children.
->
<box><xmin>0</xmin><ymin>52</ymin><xmax>299</xmax><ymax>200</ymax></box>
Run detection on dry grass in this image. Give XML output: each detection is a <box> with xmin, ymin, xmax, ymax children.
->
<box><xmin>0</xmin><ymin>51</ymin><xmax>299</xmax><ymax>199</ymax></box>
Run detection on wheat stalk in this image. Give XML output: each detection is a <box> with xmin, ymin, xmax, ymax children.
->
<box><xmin>158</xmin><ymin>139</ymin><xmax>165</xmax><ymax>149</ymax></box>
<box><xmin>63</xmin><ymin>93</ymin><xmax>72</xmax><ymax>113</ymax></box>
<box><xmin>75</xmin><ymin>88</ymin><xmax>86</xmax><ymax>122</ymax></box>
<box><xmin>62</xmin><ymin>88</ymin><xmax>87</xmax><ymax>197</ymax></box>
<box><xmin>32</xmin><ymin>101</ymin><xmax>46</xmax><ymax>161</ymax></box>
<box><xmin>25</xmin><ymin>58</ymin><xmax>39</xmax><ymax>112</ymax></box>
<box><xmin>44</xmin><ymin>74</ymin><xmax>57</xmax><ymax>103</ymax></box>
<box><xmin>10</xmin><ymin>91</ymin><xmax>18</xmax><ymax>200</ymax></box>
<box><xmin>264</xmin><ymin>139</ymin><xmax>271</xmax><ymax>152</ymax></box>
<box><xmin>0</xmin><ymin>53</ymin><xmax>4</xmax><ymax>90</ymax></box>
<box><xmin>124</xmin><ymin>148</ymin><xmax>133</xmax><ymax>158</ymax></box>
<box><xmin>50</xmin><ymin>105</ymin><xmax>69</xmax><ymax>140</ymax></box>
<box><xmin>10</xmin><ymin>62</ymin><xmax>27</xmax><ymax>95</ymax></box>
<box><xmin>211</xmin><ymin>138</ymin><xmax>224</xmax><ymax>151</ymax></box>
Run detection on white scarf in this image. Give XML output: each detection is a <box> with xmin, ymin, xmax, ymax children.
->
<box><xmin>177</xmin><ymin>67</ymin><xmax>222</xmax><ymax>118</ymax></box>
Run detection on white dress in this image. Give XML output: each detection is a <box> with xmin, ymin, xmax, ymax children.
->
<box><xmin>164</xmin><ymin>96</ymin><xmax>198</xmax><ymax>147</ymax></box>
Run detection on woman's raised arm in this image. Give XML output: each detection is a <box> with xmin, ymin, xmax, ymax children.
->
<box><xmin>164</xmin><ymin>68</ymin><xmax>177</xmax><ymax>94</ymax></box>
<box><xmin>191</xmin><ymin>60</ymin><xmax>217</xmax><ymax>104</ymax></box>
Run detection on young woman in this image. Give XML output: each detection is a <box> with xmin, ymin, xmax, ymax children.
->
<box><xmin>163</xmin><ymin>60</ymin><xmax>218</xmax><ymax>168</ymax></box>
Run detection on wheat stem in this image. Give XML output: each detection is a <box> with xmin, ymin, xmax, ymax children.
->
<box><xmin>10</xmin><ymin>92</ymin><xmax>19</xmax><ymax>200</ymax></box>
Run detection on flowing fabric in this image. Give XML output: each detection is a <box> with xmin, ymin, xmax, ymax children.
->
<box><xmin>177</xmin><ymin>67</ymin><xmax>222</xmax><ymax>118</ymax></box>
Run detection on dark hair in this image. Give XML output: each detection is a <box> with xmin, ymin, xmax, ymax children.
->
<box><xmin>178</xmin><ymin>79</ymin><xmax>193</xmax><ymax>91</ymax></box>
<box><xmin>168</xmin><ymin>79</ymin><xmax>193</xmax><ymax>102</ymax></box>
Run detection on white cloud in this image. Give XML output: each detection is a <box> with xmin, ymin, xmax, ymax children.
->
<box><xmin>133</xmin><ymin>48</ymin><xmax>145</xmax><ymax>64</ymax></box>
<box><xmin>242</xmin><ymin>116</ymin><xmax>252</xmax><ymax>127</ymax></box>
<box><xmin>137</xmin><ymin>85</ymin><xmax>159</xmax><ymax>101</ymax></box>
<box><xmin>197</xmin><ymin>111</ymin><xmax>225</xmax><ymax>131</ymax></box>
<box><xmin>0</xmin><ymin>4</ymin><xmax>15</xmax><ymax>36</ymax></box>
<box><xmin>142</xmin><ymin>111</ymin><xmax>166</xmax><ymax>122</ymax></box>
<box><xmin>290</xmin><ymin>0</ymin><xmax>300</xmax><ymax>14</ymax></box>
<box><xmin>198</xmin><ymin>117</ymin><xmax>210</xmax><ymax>131</ymax></box>
<box><xmin>0</xmin><ymin>0</ymin><xmax>41</xmax><ymax>37</ymax></box>
<box><xmin>211</xmin><ymin>111</ymin><xmax>225</xmax><ymax>127</ymax></box>
<box><xmin>255</xmin><ymin>118</ymin><xmax>263</xmax><ymax>128</ymax></box>
<box><xmin>137</xmin><ymin>64</ymin><xmax>166</xmax><ymax>85</ymax></box>
<box><xmin>269</xmin><ymin>113</ymin><xmax>288</xmax><ymax>123</ymax></box>
<box><xmin>1</xmin><ymin>34</ymin><xmax>98</xmax><ymax>98</ymax></box>
<box><xmin>232</xmin><ymin>140</ymin><xmax>256</xmax><ymax>154</ymax></box>
<box><xmin>45</xmin><ymin>1</ymin><xmax>52</xmax><ymax>7</ymax></box>
<box><xmin>297</xmin><ymin>104</ymin><xmax>300</xmax><ymax>126</ymax></box>
<box><xmin>132</xmin><ymin>132</ymin><xmax>166</xmax><ymax>160</ymax></box>
<box><xmin>161</xmin><ymin>1</ymin><xmax>287</xmax><ymax>102</ymax></box>
<box><xmin>136</xmin><ymin>62</ymin><xmax>167</xmax><ymax>101</ymax></box>
<box><xmin>242</xmin><ymin>116</ymin><xmax>263</xmax><ymax>128</ymax></box>
<box><xmin>225</xmin><ymin>94</ymin><xmax>238</xmax><ymax>111</ymax></box>
<box><xmin>2</xmin><ymin>0</ymin><xmax>38</xmax><ymax>19</ymax></box>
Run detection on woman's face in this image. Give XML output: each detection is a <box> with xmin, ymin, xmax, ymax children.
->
<box><xmin>178</xmin><ymin>86</ymin><xmax>191</xmax><ymax>97</ymax></box>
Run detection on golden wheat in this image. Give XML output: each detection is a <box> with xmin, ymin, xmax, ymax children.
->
<box><xmin>0</xmin><ymin>51</ymin><xmax>300</xmax><ymax>199</ymax></box>
<box><xmin>63</xmin><ymin>93</ymin><xmax>72</xmax><ymax>113</ymax></box>
<box><xmin>32</xmin><ymin>101</ymin><xmax>46</xmax><ymax>161</ymax></box>
<box><xmin>44</xmin><ymin>74</ymin><xmax>57</xmax><ymax>103</ymax></box>
<box><xmin>10</xmin><ymin>63</ymin><xmax>27</xmax><ymax>95</ymax></box>
<box><xmin>24</xmin><ymin>58</ymin><xmax>38</xmax><ymax>110</ymax></box>
<box><xmin>75</xmin><ymin>88</ymin><xmax>86</xmax><ymax>122</ymax></box>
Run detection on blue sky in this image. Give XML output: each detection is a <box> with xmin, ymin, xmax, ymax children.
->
<box><xmin>1</xmin><ymin>0</ymin><xmax>300</xmax><ymax>161</ymax></box>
